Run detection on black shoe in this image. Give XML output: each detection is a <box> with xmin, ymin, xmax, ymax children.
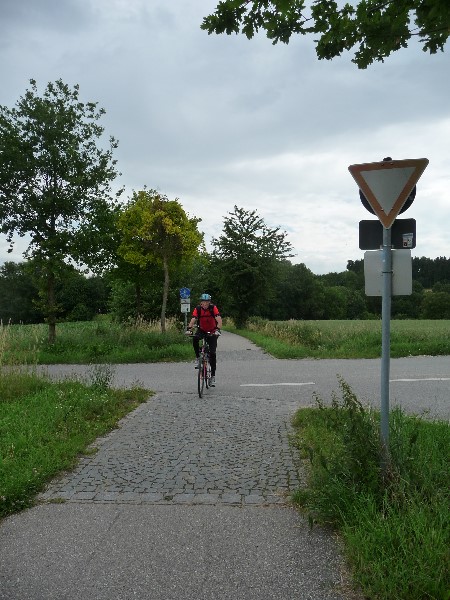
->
<box><xmin>210</xmin><ymin>376</ymin><xmax>216</xmax><ymax>387</ymax></box>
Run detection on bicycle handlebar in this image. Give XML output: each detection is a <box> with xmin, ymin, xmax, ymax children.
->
<box><xmin>185</xmin><ymin>328</ymin><xmax>221</xmax><ymax>336</ymax></box>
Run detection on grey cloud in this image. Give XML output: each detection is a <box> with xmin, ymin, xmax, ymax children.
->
<box><xmin>0</xmin><ymin>0</ymin><xmax>93</xmax><ymax>38</ymax></box>
<box><xmin>0</xmin><ymin>0</ymin><xmax>448</xmax><ymax>273</ymax></box>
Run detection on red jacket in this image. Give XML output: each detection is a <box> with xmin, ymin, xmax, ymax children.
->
<box><xmin>193</xmin><ymin>304</ymin><xmax>220</xmax><ymax>333</ymax></box>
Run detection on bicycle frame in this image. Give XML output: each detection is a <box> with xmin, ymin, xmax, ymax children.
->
<box><xmin>198</xmin><ymin>336</ymin><xmax>212</xmax><ymax>398</ymax></box>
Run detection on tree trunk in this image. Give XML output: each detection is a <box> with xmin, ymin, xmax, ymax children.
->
<box><xmin>160</xmin><ymin>255</ymin><xmax>169</xmax><ymax>333</ymax></box>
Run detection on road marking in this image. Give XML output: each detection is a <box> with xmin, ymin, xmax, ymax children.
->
<box><xmin>240</xmin><ymin>382</ymin><xmax>315</xmax><ymax>387</ymax></box>
<box><xmin>391</xmin><ymin>377</ymin><xmax>450</xmax><ymax>382</ymax></box>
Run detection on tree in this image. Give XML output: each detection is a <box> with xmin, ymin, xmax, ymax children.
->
<box><xmin>202</xmin><ymin>1</ymin><xmax>449</xmax><ymax>68</ymax></box>
<box><xmin>318</xmin><ymin>270</ymin><xmax>362</xmax><ymax>290</ymax></box>
<box><xmin>413</xmin><ymin>256</ymin><xmax>450</xmax><ymax>288</ymax></box>
<box><xmin>54</xmin><ymin>266</ymin><xmax>111</xmax><ymax>321</ymax></box>
<box><xmin>0</xmin><ymin>262</ymin><xmax>41</xmax><ymax>324</ymax></box>
<box><xmin>421</xmin><ymin>290</ymin><xmax>450</xmax><ymax>319</ymax></box>
<box><xmin>212</xmin><ymin>205</ymin><xmax>294</xmax><ymax>327</ymax></box>
<box><xmin>0</xmin><ymin>79</ymin><xmax>121</xmax><ymax>342</ymax></box>
<box><xmin>116</xmin><ymin>190</ymin><xmax>203</xmax><ymax>332</ymax></box>
<box><xmin>268</xmin><ymin>261</ymin><xmax>320</xmax><ymax>319</ymax></box>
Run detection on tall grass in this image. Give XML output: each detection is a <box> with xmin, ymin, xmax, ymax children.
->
<box><xmin>0</xmin><ymin>317</ymin><xmax>193</xmax><ymax>364</ymax></box>
<box><xmin>291</xmin><ymin>379</ymin><xmax>449</xmax><ymax>600</ymax></box>
<box><xmin>233</xmin><ymin>318</ymin><xmax>450</xmax><ymax>358</ymax></box>
<box><xmin>3</xmin><ymin>318</ymin><xmax>449</xmax><ymax>364</ymax></box>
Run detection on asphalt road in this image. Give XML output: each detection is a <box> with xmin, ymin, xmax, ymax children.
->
<box><xmin>38</xmin><ymin>330</ymin><xmax>449</xmax><ymax>420</ymax></box>
<box><xmin>0</xmin><ymin>332</ymin><xmax>448</xmax><ymax>600</ymax></box>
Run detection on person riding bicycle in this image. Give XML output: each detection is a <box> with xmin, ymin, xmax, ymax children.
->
<box><xmin>187</xmin><ymin>293</ymin><xmax>222</xmax><ymax>387</ymax></box>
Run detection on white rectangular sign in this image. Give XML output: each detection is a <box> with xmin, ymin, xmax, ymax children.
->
<box><xmin>180</xmin><ymin>303</ymin><xmax>190</xmax><ymax>313</ymax></box>
<box><xmin>364</xmin><ymin>249</ymin><xmax>412</xmax><ymax>296</ymax></box>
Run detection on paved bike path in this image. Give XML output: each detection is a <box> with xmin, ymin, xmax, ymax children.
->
<box><xmin>0</xmin><ymin>332</ymin><xmax>360</xmax><ymax>599</ymax></box>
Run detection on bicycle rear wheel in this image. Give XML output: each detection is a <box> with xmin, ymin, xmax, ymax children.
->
<box><xmin>198</xmin><ymin>357</ymin><xmax>205</xmax><ymax>397</ymax></box>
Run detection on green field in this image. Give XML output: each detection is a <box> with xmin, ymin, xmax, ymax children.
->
<box><xmin>1</xmin><ymin>318</ymin><xmax>450</xmax><ymax>364</ymax></box>
<box><xmin>230</xmin><ymin>318</ymin><xmax>450</xmax><ymax>359</ymax></box>
<box><xmin>0</xmin><ymin>318</ymin><xmax>193</xmax><ymax>365</ymax></box>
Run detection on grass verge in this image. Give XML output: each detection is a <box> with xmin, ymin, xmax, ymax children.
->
<box><xmin>1</xmin><ymin>319</ymin><xmax>193</xmax><ymax>365</ymax></box>
<box><xmin>0</xmin><ymin>369</ymin><xmax>150</xmax><ymax>518</ymax></box>
<box><xmin>2</xmin><ymin>319</ymin><xmax>450</xmax><ymax>364</ymax></box>
<box><xmin>228</xmin><ymin>318</ymin><xmax>450</xmax><ymax>359</ymax></box>
<box><xmin>290</xmin><ymin>378</ymin><xmax>449</xmax><ymax>600</ymax></box>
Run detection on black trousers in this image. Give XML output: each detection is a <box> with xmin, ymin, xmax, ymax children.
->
<box><xmin>193</xmin><ymin>331</ymin><xmax>218</xmax><ymax>375</ymax></box>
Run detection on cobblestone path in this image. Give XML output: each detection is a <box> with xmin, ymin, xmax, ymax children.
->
<box><xmin>41</xmin><ymin>393</ymin><xmax>302</xmax><ymax>507</ymax></box>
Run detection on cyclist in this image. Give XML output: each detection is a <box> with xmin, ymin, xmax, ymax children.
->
<box><xmin>187</xmin><ymin>293</ymin><xmax>222</xmax><ymax>387</ymax></box>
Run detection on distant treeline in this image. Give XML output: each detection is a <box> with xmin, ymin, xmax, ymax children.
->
<box><xmin>1</xmin><ymin>255</ymin><xmax>449</xmax><ymax>325</ymax></box>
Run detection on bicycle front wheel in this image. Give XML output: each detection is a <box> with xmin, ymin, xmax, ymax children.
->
<box><xmin>205</xmin><ymin>357</ymin><xmax>211</xmax><ymax>389</ymax></box>
<box><xmin>198</xmin><ymin>358</ymin><xmax>205</xmax><ymax>397</ymax></box>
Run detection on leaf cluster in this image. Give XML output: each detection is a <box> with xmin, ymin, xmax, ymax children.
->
<box><xmin>202</xmin><ymin>1</ymin><xmax>450</xmax><ymax>68</ymax></box>
<box><xmin>0</xmin><ymin>78</ymin><xmax>121</xmax><ymax>267</ymax></box>
<box><xmin>211</xmin><ymin>205</ymin><xmax>293</xmax><ymax>326</ymax></box>
<box><xmin>117</xmin><ymin>189</ymin><xmax>204</xmax><ymax>269</ymax></box>
<box><xmin>212</xmin><ymin>205</ymin><xmax>293</xmax><ymax>261</ymax></box>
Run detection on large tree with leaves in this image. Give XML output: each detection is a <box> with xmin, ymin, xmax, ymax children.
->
<box><xmin>0</xmin><ymin>79</ymin><xmax>121</xmax><ymax>342</ymax></box>
<box><xmin>116</xmin><ymin>190</ymin><xmax>204</xmax><ymax>332</ymax></box>
<box><xmin>212</xmin><ymin>205</ymin><xmax>294</xmax><ymax>327</ymax></box>
<box><xmin>202</xmin><ymin>1</ymin><xmax>449</xmax><ymax>68</ymax></box>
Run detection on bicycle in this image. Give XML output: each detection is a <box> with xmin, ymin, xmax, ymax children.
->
<box><xmin>186</xmin><ymin>327</ymin><xmax>220</xmax><ymax>398</ymax></box>
<box><xmin>197</xmin><ymin>334</ymin><xmax>212</xmax><ymax>398</ymax></box>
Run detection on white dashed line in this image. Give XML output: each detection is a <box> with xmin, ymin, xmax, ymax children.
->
<box><xmin>391</xmin><ymin>378</ymin><xmax>450</xmax><ymax>382</ymax></box>
<box><xmin>240</xmin><ymin>382</ymin><xmax>315</xmax><ymax>387</ymax></box>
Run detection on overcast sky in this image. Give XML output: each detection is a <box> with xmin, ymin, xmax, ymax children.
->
<box><xmin>1</xmin><ymin>0</ymin><xmax>449</xmax><ymax>274</ymax></box>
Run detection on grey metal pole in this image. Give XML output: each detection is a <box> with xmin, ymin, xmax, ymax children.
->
<box><xmin>380</xmin><ymin>226</ymin><xmax>392</xmax><ymax>465</ymax></box>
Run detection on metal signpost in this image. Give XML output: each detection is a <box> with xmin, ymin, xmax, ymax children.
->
<box><xmin>179</xmin><ymin>287</ymin><xmax>191</xmax><ymax>329</ymax></box>
<box><xmin>349</xmin><ymin>158</ymin><xmax>429</xmax><ymax>465</ymax></box>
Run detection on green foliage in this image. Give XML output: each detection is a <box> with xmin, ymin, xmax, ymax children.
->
<box><xmin>202</xmin><ymin>1</ymin><xmax>449</xmax><ymax>68</ymax></box>
<box><xmin>0</xmin><ymin>260</ymin><xmax>111</xmax><ymax>325</ymax></box>
<box><xmin>269</xmin><ymin>261</ymin><xmax>327</xmax><ymax>320</ymax></box>
<box><xmin>291</xmin><ymin>381</ymin><xmax>450</xmax><ymax>599</ymax></box>
<box><xmin>231</xmin><ymin>318</ymin><xmax>450</xmax><ymax>358</ymax></box>
<box><xmin>0</xmin><ymin>371</ymin><xmax>149</xmax><ymax>517</ymax></box>
<box><xmin>117</xmin><ymin>190</ymin><xmax>203</xmax><ymax>269</ymax></box>
<box><xmin>0</xmin><ymin>79</ymin><xmax>121</xmax><ymax>341</ymax></box>
<box><xmin>421</xmin><ymin>291</ymin><xmax>450</xmax><ymax>318</ymax></box>
<box><xmin>3</xmin><ymin>252</ymin><xmax>450</xmax><ymax>327</ymax></box>
<box><xmin>116</xmin><ymin>189</ymin><xmax>203</xmax><ymax>331</ymax></box>
<box><xmin>1</xmin><ymin>320</ymin><xmax>192</xmax><ymax>365</ymax></box>
<box><xmin>413</xmin><ymin>256</ymin><xmax>450</xmax><ymax>288</ymax></box>
<box><xmin>86</xmin><ymin>363</ymin><xmax>115</xmax><ymax>391</ymax></box>
<box><xmin>212</xmin><ymin>206</ymin><xmax>293</xmax><ymax>327</ymax></box>
<box><xmin>54</xmin><ymin>265</ymin><xmax>111</xmax><ymax>322</ymax></box>
<box><xmin>109</xmin><ymin>278</ymin><xmax>161</xmax><ymax>322</ymax></box>
<box><xmin>0</xmin><ymin>262</ymin><xmax>41</xmax><ymax>324</ymax></box>
<box><xmin>292</xmin><ymin>378</ymin><xmax>382</xmax><ymax>523</ymax></box>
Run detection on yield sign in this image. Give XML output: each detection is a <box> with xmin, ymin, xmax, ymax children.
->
<box><xmin>348</xmin><ymin>158</ymin><xmax>429</xmax><ymax>228</ymax></box>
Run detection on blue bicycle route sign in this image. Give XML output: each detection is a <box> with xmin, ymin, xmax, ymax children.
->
<box><xmin>179</xmin><ymin>287</ymin><xmax>190</xmax><ymax>299</ymax></box>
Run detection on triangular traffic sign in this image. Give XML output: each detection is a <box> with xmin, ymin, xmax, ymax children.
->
<box><xmin>348</xmin><ymin>158</ymin><xmax>429</xmax><ymax>228</ymax></box>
